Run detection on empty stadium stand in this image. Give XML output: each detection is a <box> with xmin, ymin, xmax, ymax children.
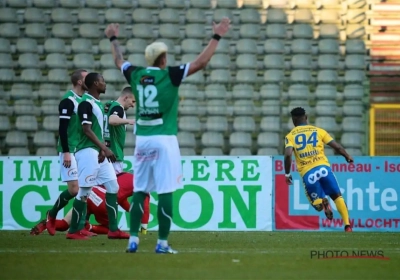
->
<box><xmin>0</xmin><ymin>0</ymin><xmax>370</xmax><ymax>156</ymax></box>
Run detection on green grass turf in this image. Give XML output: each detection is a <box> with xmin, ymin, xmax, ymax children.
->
<box><xmin>0</xmin><ymin>231</ymin><xmax>399</xmax><ymax>280</ymax></box>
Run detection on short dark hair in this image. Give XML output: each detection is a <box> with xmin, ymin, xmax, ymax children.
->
<box><xmin>121</xmin><ymin>86</ymin><xmax>132</xmax><ymax>94</ymax></box>
<box><xmin>84</xmin><ymin>72</ymin><xmax>100</xmax><ymax>89</ymax></box>
<box><xmin>153</xmin><ymin>52</ymin><xmax>166</xmax><ymax>67</ymax></box>
<box><xmin>290</xmin><ymin>107</ymin><xmax>306</xmax><ymax>117</ymax></box>
<box><xmin>70</xmin><ymin>69</ymin><xmax>87</xmax><ymax>86</ymax></box>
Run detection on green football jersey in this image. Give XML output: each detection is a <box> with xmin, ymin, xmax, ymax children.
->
<box><xmin>57</xmin><ymin>90</ymin><xmax>82</xmax><ymax>153</ymax></box>
<box><xmin>75</xmin><ymin>93</ymin><xmax>105</xmax><ymax>152</ymax></box>
<box><xmin>122</xmin><ymin>63</ymin><xmax>189</xmax><ymax>136</ymax></box>
<box><xmin>104</xmin><ymin>100</ymin><xmax>126</xmax><ymax>161</ymax></box>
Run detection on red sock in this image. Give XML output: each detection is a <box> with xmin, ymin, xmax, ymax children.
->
<box><xmin>55</xmin><ymin>219</ymin><xmax>69</xmax><ymax>232</ymax></box>
<box><xmin>91</xmin><ymin>225</ymin><xmax>109</xmax><ymax>234</ymax></box>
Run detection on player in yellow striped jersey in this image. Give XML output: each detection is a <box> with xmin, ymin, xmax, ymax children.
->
<box><xmin>284</xmin><ymin>107</ymin><xmax>354</xmax><ymax>232</ymax></box>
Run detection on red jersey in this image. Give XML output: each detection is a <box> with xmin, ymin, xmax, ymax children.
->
<box><xmin>87</xmin><ymin>172</ymin><xmax>149</xmax><ymax>226</ymax></box>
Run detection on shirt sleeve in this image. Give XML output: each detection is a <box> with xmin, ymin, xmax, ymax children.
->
<box><xmin>168</xmin><ymin>63</ymin><xmax>190</xmax><ymax>87</ymax></box>
<box><xmin>321</xmin><ymin>129</ymin><xmax>334</xmax><ymax>144</ymax></box>
<box><xmin>77</xmin><ymin>101</ymin><xmax>93</xmax><ymax>125</ymax></box>
<box><xmin>109</xmin><ymin>105</ymin><xmax>124</xmax><ymax>119</ymax></box>
<box><xmin>285</xmin><ymin>135</ymin><xmax>294</xmax><ymax>148</ymax></box>
<box><xmin>120</xmin><ymin>61</ymin><xmax>137</xmax><ymax>84</ymax></box>
<box><xmin>59</xmin><ymin>98</ymin><xmax>75</xmax><ymax>119</ymax></box>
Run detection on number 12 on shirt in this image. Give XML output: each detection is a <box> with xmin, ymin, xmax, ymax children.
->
<box><xmin>136</xmin><ymin>85</ymin><xmax>159</xmax><ymax>108</ymax></box>
<box><xmin>295</xmin><ymin>131</ymin><xmax>318</xmax><ymax>151</ymax></box>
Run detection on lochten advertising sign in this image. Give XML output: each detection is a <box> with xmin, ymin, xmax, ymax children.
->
<box><xmin>274</xmin><ymin>156</ymin><xmax>400</xmax><ymax>231</ymax></box>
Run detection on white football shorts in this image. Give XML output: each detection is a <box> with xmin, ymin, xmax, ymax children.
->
<box><xmin>113</xmin><ymin>161</ymin><xmax>124</xmax><ymax>175</ymax></box>
<box><xmin>59</xmin><ymin>152</ymin><xmax>78</xmax><ymax>182</ymax></box>
<box><xmin>134</xmin><ymin>135</ymin><xmax>182</xmax><ymax>194</ymax></box>
<box><xmin>75</xmin><ymin>148</ymin><xmax>117</xmax><ymax>187</ymax></box>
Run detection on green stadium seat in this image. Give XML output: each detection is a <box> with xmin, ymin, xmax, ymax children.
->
<box><xmin>257</xmin><ymin>148</ymin><xmax>279</xmax><ymax>155</ymax></box>
<box><xmin>48</xmin><ymin>68</ymin><xmax>69</xmax><ymax>83</ymax></box>
<box><xmin>25</xmin><ymin>23</ymin><xmax>47</xmax><ymax>38</ymax></box>
<box><xmin>343</xmin><ymin>100</ymin><xmax>363</xmax><ymax>116</ymax></box>
<box><xmin>204</xmin><ymin>84</ymin><xmax>228</xmax><ymax>99</ymax></box>
<box><xmin>73</xmin><ymin>54</ymin><xmax>96</xmax><ymax>69</ymax></box>
<box><xmin>230</xmin><ymin>148</ymin><xmax>252</xmax><ymax>155</ymax></box>
<box><xmin>343</xmin><ymin>84</ymin><xmax>363</xmax><ymax>100</ymax></box>
<box><xmin>52</xmin><ymin>23</ymin><xmax>74</xmax><ymax>38</ymax></box>
<box><xmin>201</xmin><ymin>132</ymin><xmax>224</xmax><ymax>148</ymax></box>
<box><xmin>105</xmin><ymin>8</ymin><xmax>127</xmax><ymax>24</ymax></box>
<box><xmin>264</xmin><ymin>39</ymin><xmax>285</xmax><ymax>54</ymax></box>
<box><xmin>266</xmin><ymin>24</ymin><xmax>287</xmax><ymax>39</ymax></box>
<box><xmin>125</xmin><ymin>133</ymin><xmax>136</xmax><ymax>148</ymax></box>
<box><xmin>159</xmin><ymin>9</ymin><xmax>180</xmax><ymax>24</ymax></box>
<box><xmin>318</xmin><ymin>54</ymin><xmax>339</xmax><ymax>70</ymax></box>
<box><xmin>315</xmin><ymin>84</ymin><xmax>337</xmax><ymax>100</ymax></box>
<box><xmin>317</xmin><ymin>70</ymin><xmax>338</xmax><ymax>83</ymax></box>
<box><xmin>132</xmin><ymin>9</ymin><xmax>153</xmax><ymax>24</ymax></box>
<box><xmin>6</xmin><ymin>0</ymin><xmax>27</xmax><ymax>8</ymax></box>
<box><xmin>16</xmin><ymin>115</ymin><xmax>39</xmax><ymax>132</ymax></box>
<box><xmin>207</xmin><ymin>99</ymin><xmax>229</xmax><ymax>116</ymax></box>
<box><xmin>0</xmin><ymin>38</ymin><xmax>11</xmax><ymax>53</ymax></box>
<box><xmin>185</xmin><ymin>9</ymin><xmax>206</xmax><ymax>23</ymax></box>
<box><xmin>180</xmin><ymin>148</ymin><xmax>196</xmax><ymax>155</ymax></box>
<box><xmin>234</xmin><ymin>99</ymin><xmax>257</xmax><ymax>116</ymax></box>
<box><xmin>185</xmin><ymin>24</ymin><xmax>206</xmax><ymax>39</ymax></box>
<box><xmin>315</xmin><ymin>117</ymin><xmax>340</xmax><ymax>132</ymax></box>
<box><xmin>0</xmin><ymin>116</ymin><xmax>11</xmax><ymax>132</ymax></box>
<box><xmin>79</xmin><ymin>24</ymin><xmax>101</xmax><ymax>38</ymax></box>
<box><xmin>291</xmin><ymin>39</ymin><xmax>312</xmax><ymax>54</ymax></box>
<box><xmin>179</xmin><ymin>99</ymin><xmax>200</xmax><ymax>115</ymax></box>
<box><xmin>132</xmin><ymin>24</ymin><xmax>154</xmax><ymax>39</ymax></box>
<box><xmin>178</xmin><ymin>116</ymin><xmax>202</xmax><ymax>132</ymax></box>
<box><xmin>260</xmin><ymin>116</ymin><xmax>281</xmax><ymax>132</ymax></box>
<box><xmin>138</xmin><ymin>0</ymin><xmax>159</xmax><ymax>8</ymax></box>
<box><xmin>342</xmin><ymin>117</ymin><xmax>363</xmax><ymax>132</ymax></box>
<box><xmin>18</xmin><ymin>53</ymin><xmax>41</xmax><ymax>69</ymax></box>
<box><xmin>51</xmin><ymin>8</ymin><xmax>72</xmax><ymax>23</ymax></box>
<box><xmin>126</xmin><ymin>38</ymin><xmax>148</xmax><ymax>53</ymax></box>
<box><xmin>291</xmin><ymin>54</ymin><xmax>313</xmax><ymax>69</ymax></box>
<box><xmin>236</xmin><ymin>54</ymin><xmax>257</xmax><ymax>69</ymax></box>
<box><xmin>318</xmin><ymin>39</ymin><xmax>339</xmax><ymax>54</ymax></box>
<box><xmin>239</xmin><ymin>24</ymin><xmax>260</xmax><ymax>39</ymax></box>
<box><xmin>11</xmin><ymin>83</ymin><xmax>32</xmax><ymax>99</ymax></box>
<box><xmin>0</xmin><ymin>53</ymin><xmax>14</xmax><ymax>68</ymax></box>
<box><xmin>344</xmin><ymin>70</ymin><xmax>365</xmax><ymax>83</ymax></box>
<box><xmin>17</xmin><ymin>38</ymin><xmax>38</xmax><ymax>53</ymax></box>
<box><xmin>45</xmin><ymin>53</ymin><xmax>68</xmax><ymax>69</ymax></box>
<box><xmin>0</xmin><ymin>69</ymin><xmax>15</xmax><ymax>82</ymax></box>
<box><xmin>36</xmin><ymin>147</ymin><xmax>58</xmax><ymax>156</ymax></box>
<box><xmin>319</xmin><ymin>24</ymin><xmax>340</xmax><ymax>39</ymax></box>
<box><xmin>345</xmin><ymin>39</ymin><xmax>365</xmax><ymax>54</ymax></box>
<box><xmin>345</xmin><ymin>148</ymin><xmax>362</xmax><ymax>156</ymax></box>
<box><xmin>233</xmin><ymin>116</ymin><xmax>256</xmax><ymax>133</ymax></box>
<box><xmin>257</xmin><ymin>132</ymin><xmax>280</xmax><ymax>148</ymax></box>
<box><xmin>264</xmin><ymin>54</ymin><xmax>284</xmax><ymax>69</ymax></box>
<box><xmin>260</xmin><ymin>84</ymin><xmax>281</xmax><ymax>99</ymax></box>
<box><xmin>315</xmin><ymin>100</ymin><xmax>337</xmax><ymax>116</ymax></box>
<box><xmin>78</xmin><ymin>9</ymin><xmax>99</xmax><ymax>24</ymax></box>
<box><xmin>0</xmin><ymin>23</ymin><xmax>20</xmax><ymax>38</ymax></box>
<box><xmin>232</xmin><ymin>84</ymin><xmax>254</xmax><ymax>99</ymax></box>
<box><xmin>159</xmin><ymin>24</ymin><xmax>181</xmax><ymax>39</ymax></box>
<box><xmin>86</xmin><ymin>0</ymin><xmax>107</xmax><ymax>8</ymax></box>
<box><xmin>24</xmin><ymin>8</ymin><xmax>45</xmax><ymax>23</ymax></box>
<box><xmin>230</xmin><ymin>132</ymin><xmax>252</xmax><ymax>148</ymax></box>
<box><xmin>288</xmin><ymin>84</ymin><xmax>310</xmax><ymax>100</ymax></box>
<box><xmin>102</xmin><ymin>69</ymin><xmax>125</xmax><ymax>83</ymax></box>
<box><xmin>345</xmin><ymin>55</ymin><xmax>365</xmax><ymax>70</ymax></box>
<box><xmin>239</xmin><ymin>9</ymin><xmax>261</xmax><ymax>24</ymax></box>
<box><xmin>111</xmin><ymin>0</ymin><xmax>135</xmax><ymax>8</ymax></box>
<box><xmin>44</xmin><ymin>38</ymin><xmax>66</xmax><ymax>53</ymax></box>
<box><xmin>181</xmin><ymin>39</ymin><xmax>203</xmax><ymax>53</ymax></box>
<box><xmin>20</xmin><ymin>69</ymin><xmax>43</xmax><ymax>82</ymax></box>
<box><xmin>341</xmin><ymin>132</ymin><xmax>363</xmax><ymax>149</ymax></box>
<box><xmin>33</xmin><ymin>131</ymin><xmax>56</xmax><ymax>147</ymax></box>
<box><xmin>205</xmin><ymin>116</ymin><xmax>228</xmax><ymax>132</ymax></box>
<box><xmin>236</xmin><ymin>39</ymin><xmax>257</xmax><ymax>54</ymax></box>
<box><xmin>42</xmin><ymin>116</ymin><xmax>59</xmax><ymax>132</ymax></box>
<box><xmin>215</xmin><ymin>39</ymin><xmax>230</xmax><ymax>54</ymax></box>
<box><xmin>5</xmin><ymin>131</ymin><xmax>28</xmax><ymax>147</ymax></box>
<box><xmin>202</xmin><ymin>148</ymin><xmax>223</xmax><ymax>155</ymax></box>
<box><xmin>177</xmin><ymin>132</ymin><xmax>196</xmax><ymax>148</ymax></box>
<box><xmin>71</xmin><ymin>38</ymin><xmax>92</xmax><ymax>53</ymax></box>
<box><xmin>209</xmin><ymin>54</ymin><xmax>230</xmax><ymax>69</ymax></box>
<box><xmin>179</xmin><ymin>84</ymin><xmax>202</xmax><ymax>100</ymax></box>
<box><xmin>0</xmin><ymin>8</ymin><xmax>17</xmax><ymax>23</ymax></box>
<box><xmin>33</xmin><ymin>0</ymin><xmax>55</xmax><ymax>8</ymax></box>
<box><xmin>127</xmin><ymin>54</ymin><xmax>147</xmax><ymax>67</ymax></box>
<box><xmin>266</xmin><ymin>9</ymin><xmax>287</xmax><ymax>24</ymax></box>
<box><xmin>236</xmin><ymin>69</ymin><xmax>258</xmax><ymax>83</ymax></box>
<box><xmin>8</xmin><ymin>147</ymin><xmax>30</xmax><ymax>156</ymax></box>
<box><xmin>264</xmin><ymin>69</ymin><xmax>284</xmax><ymax>83</ymax></box>
<box><xmin>210</xmin><ymin>69</ymin><xmax>232</xmax><ymax>83</ymax></box>
<box><xmin>190</xmin><ymin>0</ymin><xmax>211</xmax><ymax>9</ymax></box>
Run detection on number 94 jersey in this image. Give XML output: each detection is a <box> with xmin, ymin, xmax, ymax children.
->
<box><xmin>285</xmin><ymin>125</ymin><xmax>334</xmax><ymax>177</ymax></box>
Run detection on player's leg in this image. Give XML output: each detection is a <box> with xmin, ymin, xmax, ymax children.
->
<box><xmin>67</xmin><ymin>148</ymin><xmax>97</xmax><ymax>239</ymax></box>
<box><xmin>302</xmin><ymin>167</ymin><xmax>328</xmax><ymax>215</ymax></box>
<box><xmin>46</xmin><ymin>153</ymin><xmax>79</xmax><ymax>235</ymax></box>
<box><xmin>140</xmin><ymin>194</ymin><xmax>151</xmax><ymax>234</ymax></box>
<box><xmin>320</xmin><ymin>167</ymin><xmax>352</xmax><ymax>231</ymax></box>
<box><xmin>55</xmin><ymin>208</ymin><xmax>72</xmax><ymax>232</ymax></box>
<box><xmin>90</xmin><ymin>225</ymin><xmax>109</xmax><ymax>234</ymax></box>
<box><xmin>127</xmin><ymin>136</ymin><xmax>154</xmax><ymax>253</ymax></box>
<box><xmin>98</xmin><ymin>160</ymin><xmax>129</xmax><ymax>239</ymax></box>
<box><xmin>153</xmin><ymin>136</ymin><xmax>181</xmax><ymax>254</ymax></box>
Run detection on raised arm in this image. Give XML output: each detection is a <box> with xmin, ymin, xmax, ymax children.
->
<box><xmin>104</xmin><ymin>23</ymin><xmax>125</xmax><ymax>70</ymax></box>
<box><xmin>187</xmin><ymin>18</ymin><xmax>231</xmax><ymax>77</ymax></box>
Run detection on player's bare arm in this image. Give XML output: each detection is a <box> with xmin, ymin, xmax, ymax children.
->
<box><xmin>284</xmin><ymin>147</ymin><xmax>294</xmax><ymax>185</ymax></box>
<box><xmin>187</xmin><ymin>17</ymin><xmax>231</xmax><ymax>76</ymax></box>
<box><xmin>109</xmin><ymin>114</ymin><xmax>135</xmax><ymax>126</ymax></box>
<box><xmin>327</xmin><ymin>141</ymin><xmax>354</xmax><ymax>163</ymax></box>
<box><xmin>59</xmin><ymin>98</ymin><xmax>75</xmax><ymax>168</ymax></box>
<box><xmin>105</xmin><ymin>23</ymin><xmax>126</xmax><ymax>69</ymax></box>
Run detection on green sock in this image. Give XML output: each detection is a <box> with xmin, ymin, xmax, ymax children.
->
<box><xmin>49</xmin><ymin>190</ymin><xmax>74</xmax><ymax>218</ymax></box>
<box><xmin>77</xmin><ymin>204</ymin><xmax>87</xmax><ymax>231</ymax></box>
<box><xmin>106</xmin><ymin>193</ymin><xmax>119</xmax><ymax>232</ymax></box>
<box><xmin>129</xmin><ymin>192</ymin><xmax>147</xmax><ymax>237</ymax></box>
<box><xmin>158</xmin><ymin>193</ymin><xmax>173</xmax><ymax>240</ymax></box>
<box><xmin>68</xmin><ymin>199</ymin><xmax>86</xmax><ymax>234</ymax></box>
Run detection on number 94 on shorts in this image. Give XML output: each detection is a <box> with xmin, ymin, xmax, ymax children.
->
<box><xmin>302</xmin><ymin>165</ymin><xmax>341</xmax><ymax>200</ymax></box>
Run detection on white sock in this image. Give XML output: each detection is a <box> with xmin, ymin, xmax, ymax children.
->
<box><xmin>129</xmin><ymin>236</ymin><xmax>139</xmax><ymax>244</ymax></box>
<box><xmin>158</xmin><ymin>239</ymin><xmax>168</xmax><ymax>247</ymax></box>
<box><xmin>141</xmin><ymin>223</ymin><xmax>148</xmax><ymax>229</ymax></box>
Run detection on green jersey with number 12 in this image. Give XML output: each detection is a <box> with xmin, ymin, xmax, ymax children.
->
<box><xmin>122</xmin><ymin>62</ymin><xmax>189</xmax><ymax>136</ymax></box>
<box><xmin>76</xmin><ymin>93</ymin><xmax>105</xmax><ymax>152</ymax></box>
<box><xmin>104</xmin><ymin>100</ymin><xmax>126</xmax><ymax>161</ymax></box>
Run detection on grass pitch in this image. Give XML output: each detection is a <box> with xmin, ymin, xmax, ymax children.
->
<box><xmin>0</xmin><ymin>231</ymin><xmax>399</xmax><ymax>279</ymax></box>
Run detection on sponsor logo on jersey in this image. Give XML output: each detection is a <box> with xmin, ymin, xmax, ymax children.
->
<box><xmin>85</xmin><ymin>174</ymin><xmax>96</xmax><ymax>184</ymax></box>
<box><xmin>140</xmin><ymin>75</ymin><xmax>155</xmax><ymax>85</ymax></box>
<box><xmin>68</xmin><ymin>168</ymin><xmax>78</xmax><ymax>177</ymax></box>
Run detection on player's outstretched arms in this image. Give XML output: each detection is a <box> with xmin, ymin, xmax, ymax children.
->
<box><xmin>105</xmin><ymin>23</ymin><xmax>126</xmax><ymax>69</ymax></box>
<box><xmin>328</xmin><ymin>141</ymin><xmax>354</xmax><ymax>163</ymax></box>
<box><xmin>284</xmin><ymin>147</ymin><xmax>294</xmax><ymax>185</ymax></box>
<box><xmin>186</xmin><ymin>17</ymin><xmax>231</xmax><ymax>77</ymax></box>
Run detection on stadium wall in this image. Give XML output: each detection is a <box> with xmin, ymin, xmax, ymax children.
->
<box><xmin>0</xmin><ymin>156</ymin><xmax>399</xmax><ymax>232</ymax></box>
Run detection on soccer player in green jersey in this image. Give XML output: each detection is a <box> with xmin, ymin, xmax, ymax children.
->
<box><xmin>104</xmin><ymin>18</ymin><xmax>231</xmax><ymax>253</ymax></box>
<box><xmin>67</xmin><ymin>72</ymin><xmax>129</xmax><ymax>240</ymax></box>
<box><xmin>46</xmin><ymin>69</ymin><xmax>88</xmax><ymax>236</ymax></box>
<box><xmin>104</xmin><ymin>87</ymin><xmax>136</xmax><ymax>174</ymax></box>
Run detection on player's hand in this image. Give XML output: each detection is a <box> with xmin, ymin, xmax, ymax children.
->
<box><xmin>127</xmin><ymin>119</ymin><xmax>135</xmax><ymax>125</ymax></box>
<box><xmin>63</xmin><ymin>152</ymin><xmax>71</xmax><ymax>168</ymax></box>
<box><xmin>213</xmin><ymin>17</ymin><xmax>231</xmax><ymax>37</ymax></box>
<box><xmin>98</xmin><ymin>150</ymin><xmax>106</xmax><ymax>163</ymax></box>
<box><xmin>103</xmin><ymin>148</ymin><xmax>117</xmax><ymax>163</ymax></box>
<box><xmin>346</xmin><ymin>156</ymin><xmax>354</xmax><ymax>163</ymax></box>
<box><xmin>105</xmin><ymin>23</ymin><xmax>119</xmax><ymax>38</ymax></box>
<box><xmin>285</xmin><ymin>174</ymin><xmax>293</xmax><ymax>185</ymax></box>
